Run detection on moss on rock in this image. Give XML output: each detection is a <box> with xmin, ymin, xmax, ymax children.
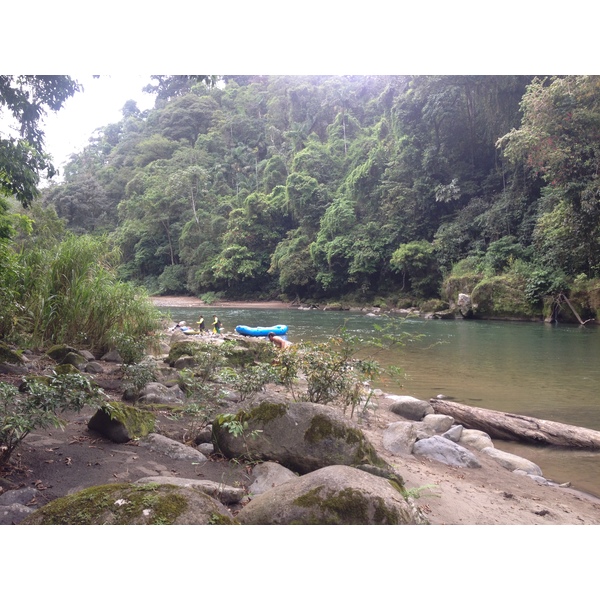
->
<box><xmin>21</xmin><ymin>482</ymin><xmax>237</xmax><ymax>525</ymax></box>
<box><xmin>0</xmin><ymin>341</ymin><xmax>24</xmax><ymax>364</ymax></box>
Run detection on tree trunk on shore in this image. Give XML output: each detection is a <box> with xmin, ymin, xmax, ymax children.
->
<box><xmin>430</xmin><ymin>398</ymin><xmax>600</xmax><ymax>449</ymax></box>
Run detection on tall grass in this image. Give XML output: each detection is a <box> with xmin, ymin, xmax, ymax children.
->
<box><xmin>18</xmin><ymin>234</ymin><xmax>161</xmax><ymax>355</ymax></box>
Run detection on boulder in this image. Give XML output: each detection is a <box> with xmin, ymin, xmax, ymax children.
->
<box><xmin>45</xmin><ymin>344</ymin><xmax>79</xmax><ymax>363</ymax></box>
<box><xmin>442</xmin><ymin>424</ymin><xmax>464</xmax><ymax>442</ymax></box>
<box><xmin>248</xmin><ymin>462</ymin><xmax>299</xmax><ymax>495</ymax></box>
<box><xmin>21</xmin><ymin>482</ymin><xmax>238</xmax><ymax>525</ymax></box>
<box><xmin>413</xmin><ymin>435</ymin><xmax>481</xmax><ymax>468</ymax></box>
<box><xmin>382</xmin><ymin>421</ymin><xmax>419</xmax><ymax>455</ymax></box>
<box><xmin>237</xmin><ymin>465</ymin><xmax>427</xmax><ymax>525</ymax></box>
<box><xmin>60</xmin><ymin>352</ymin><xmax>88</xmax><ymax>370</ymax></box>
<box><xmin>53</xmin><ymin>363</ymin><xmax>82</xmax><ymax>375</ymax></box>
<box><xmin>135</xmin><ymin>476</ymin><xmax>245</xmax><ymax>504</ymax></box>
<box><xmin>459</xmin><ymin>428</ymin><xmax>494</xmax><ymax>450</ymax></box>
<box><xmin>100</xmin><ymin>349</ymin><xmax>123</xmax><ymax>363</ymax></box>
<box><xmin>212</xmin><ymin>401</ymin><xmax>394</xmax><ymax>476</ymax></box>
<box><xmin>481</xmin><ymin>447</ymin><xmax>543</xmax><ymax>476</ymax></box>
<box><xmin>388</xmin><ymin>395</ymin><xmax>434</xmax><ymax>421</ymax></box>
<box><xmin>137</xmin><ymin>433</ymin><xmax>207</xmax><ymax>464</ymax></box>
<box><xmin>138</xmin><ymin>382</ymin><xmax>185</xmax><ymax>404</ymax></box>
<box><xmin>87</xmin><ymin>402</ymin><xmax>155</xmax><ymax>443</ymax></box>
<box><xmin>0</xmin><ymin>503</ymin><xmax>36</xmax><ymax>525</ymax></box>
<box><xmin>457</xmin><ymin>293</ymin><xmax>473</xmax><ymax>318</ymax></box>
<box><xmin>422</xmin><ymin>413</ymin><xmax>455</xmax><ymax>434</ymax></box>
<box><xmin>0</xmin><ymin>342</ymin><xmax>24</xmax><ymax>365</ymax></box>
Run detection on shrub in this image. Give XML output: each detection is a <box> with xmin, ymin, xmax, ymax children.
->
<box><xmin>0</xmin><ymin>373</ymin><xmax>106</xmax><ymax>465</ymax></box>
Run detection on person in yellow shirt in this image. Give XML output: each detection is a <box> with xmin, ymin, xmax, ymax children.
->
<box><xmin>212</xmin><ymin>315</ymin><xmax>223</xmax><ymax>334</ymax></box>
<box><xmin>196</xmin><ymin>315</ymin><xmax>205</xmax><ymax>332</ymax></box>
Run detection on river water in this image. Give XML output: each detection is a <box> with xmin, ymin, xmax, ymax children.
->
<box><xmin>161</xmin><ymin>305</ymin><xmax>600</xmax><ymax>497</ymax></box>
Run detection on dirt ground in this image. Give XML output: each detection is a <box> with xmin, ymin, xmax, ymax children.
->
<box><xmin>2</xmin><ymin>367</ymin><xmax>600</xmax><ymax>526</ymax></box>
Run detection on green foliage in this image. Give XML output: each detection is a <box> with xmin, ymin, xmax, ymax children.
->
<box><xmin>0</xmin><ymin>76</ymin><xmax>81</xmax><ymax>206</ymax></box>
<box><xmin>0</xmin><ymin>372</ymin><xmax>105</xmax><ymax>465</ymax></box>
<box><xmin>25</xmin><ymin>74</ymin><xmax>600</xmax><ymax>310</ymax></box>
<box><xmin>121</xmin><ymin>361</ymin><xmax>157</xmax><ymax>395</ymax></box>
<box><xmin>390</xmin><ymin>240</ymin><xmax>442</xmax><ymax>298</ymax></box>
<box><xmin>16</xmin><ymin>233</ymin><xmax>162</xmax><ymax>354</ymax></box>
<box><xmin>219</xmin><ymin>364</ymin><xmax>277</xmax><ymax>403</ymax></box>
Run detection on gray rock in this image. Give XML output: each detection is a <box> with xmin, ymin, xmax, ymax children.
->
<box><xmin>237</xmin><ymin>465</ymin><xmax>427</xmax><ymax>525</ymax></box>
<box><xmin>100</xmin><ymin>349</ymin><xmax>123</xmax><ymax>363</ymax></box>
<box><xmin>194</xmin><ymin>427</ymin><xmax>213</xmax><ymax>445</ymax></box>
<box><xmin>0</xmin><ymin>363</ymin><xmax>29</xmax><ymax>375</ymax></box>
<box><xmin>459</xmin><ymin>428</ymin><xmax>494</xmax><ymax>450</ymax></box>
<box><xmin>382</xmin><ymin>421</ymin><xmax>419</xmax><ymax>455</ymax></box>
<box><xmin>413</xmin><ymin>435</ymin><xmax>481</xmax><ymax>468</ymax></box>
<box><xmin>197</xmin><ymin>443</ymin><xmax>214</xmax><ymax>456</ymax></box>
<box><xmin>85</xmin><ymin>361</ymin><xmax>105</xmax><ymax>374</ymax></box>
<box><xmin>138</xmin><ymin>433</ymin><xmax>208</xmax><ymax>463</ymax></box>
<box><xmin>249</xmin><ymin>462</ymin><xmax>299</xmax><ymax>495</ymax></box>
<box><xmin>174</xmin><ymin>356</ymin><xmax>197</xmax><ymax>370</ymax></box>
<box><xmin>0</xmin><ymin>487</ymin><xmax>39</xmax><ymax>506</ymax></box>
<box><xmin>0</xmin><ymin>503</ymin><xmax>36</xmax><ymax>525</ymax></box>
<box><xmin>513</xmin><ymin>470</ymin><xmax>551</xmax><ymax>486</ymax></box>
<box><xmin>139</xmin><ymin>382</ymin><xmax>185</xmax><ymax>404</ymax></box>
<box><xmin>442</xmin><ymin>424</ymin><xmax>464</xmax><ymax>442</ymax></box>
<box><xmin>135</xmin><ymin>476</ymin><xmax>244</xmax><ymax>504</ymax></box>
<box><xmin>481</xmin><ymin>447</ymin><xmax>543</xmax><ymax>476</ymax></box>
<box><xmin>388</xmin><ymin>395</ymin><xmax>434</xmax><ymax>421</ymax></box>
<box><xmin>422</xmin><ymin>413</ymin><xmax>455</xmax><ymax>434</ymax></box>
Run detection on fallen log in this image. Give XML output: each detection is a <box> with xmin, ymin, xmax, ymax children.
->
<box><xmin>430</xmin><ymin>398</ymin><xmax>600</xmax><ymax>449</ymax></box>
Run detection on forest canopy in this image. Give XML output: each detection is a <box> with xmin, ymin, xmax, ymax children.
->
<box><xmin>5</xmin><ymin>75</ymin><xmax>600</xmax><ymax>319</ymax></box>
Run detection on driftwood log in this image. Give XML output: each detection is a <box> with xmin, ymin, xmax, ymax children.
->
<box><xmin>430</xmin><ymin>398</ymin><xmax>600</xmax><ymax>449</ymax></box>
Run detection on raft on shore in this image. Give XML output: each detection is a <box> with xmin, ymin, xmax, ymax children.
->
<box><xmin>235</xmin><ymin>324</ymin><xmax>288</xmax><ymax>337</ymax></box>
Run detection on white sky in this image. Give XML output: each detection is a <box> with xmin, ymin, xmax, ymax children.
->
<box><xmin>41</xmin><ymin>75</ymin><xmax>156</xmax><ymax>171</ymax></box>
<box><xmin>4</xmin><ymin>2</ymin><xmax>598</xmax><ymax>184</ymax></box>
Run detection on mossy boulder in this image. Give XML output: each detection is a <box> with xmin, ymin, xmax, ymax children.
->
<box><xmin>471</xmin><ymin>275</ymin><xmax>542</xmax><ymax>320</ymax></box>
<box><xmin>167</xmin><ymin>341</ymin><xmax>203</xmax><ymax>366</ymax></box>
<box><xmin>0</xmin><ymin>341</ymin><xmax>24</xmax><ymax>364</ymax></box>
<box><xmin>46</xmin><ymin>344</ymin><xmax>80</xmax><ymax>363</ymax></box>
<box><xmin>212</xmin><ymin>401</ymin><xmax>395</xmax><ymax>477</ymax></box>
<box><xmin>21</xmin><ymin>482</ymin><xmax>238</xmax><ymax>525</ymax></box>
<box><xmin>60</xmin><ymin>352</ymin><xmax>88</xmax><ymax>370</ymax></box>
<box><xmin>236</xmin><ymin>465</ymin><xmax>427</xmax><ymax>525</ymax></box>
<box><xmin>54</xmin><ymin>363</ymin><xmax>83</xmax><ymax>376</ymax></box>
<box><xmin>88</xmin><ymin>402</ymin><xmax>156</xmax><ymax>443</ymax></box>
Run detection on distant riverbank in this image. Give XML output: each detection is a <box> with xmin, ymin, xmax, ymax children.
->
<box><xmin>150</xmin><ymin>296</ymin><xmax>291</xmax><ymax>310</ymax></box>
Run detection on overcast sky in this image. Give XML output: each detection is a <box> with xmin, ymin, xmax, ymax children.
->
<box><xmin>41</xmin><ymin>75</ymin><xmax>157</xmax><ymax>172</ymax></box>
<box><xmin>3</xmin><ymin>2</ymin><xmax>597</xmax><ymax>186</ymax></box>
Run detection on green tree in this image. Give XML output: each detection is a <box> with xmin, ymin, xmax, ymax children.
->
<box><xmin>0</xmin><ymin>76</ymin><xmax>81</xmax><ymax>206</ymax></box>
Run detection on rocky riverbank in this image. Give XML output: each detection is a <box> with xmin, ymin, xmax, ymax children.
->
<box><xmin>2</xmin><ymin>321</ymin><xmax>600</xmax><ymax>526</ymax></box>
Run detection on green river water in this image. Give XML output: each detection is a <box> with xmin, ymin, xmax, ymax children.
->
<box><xmin>161</xmin><ymin>305</ymin><xmax>600</xmax><ymax>498</ymax></box>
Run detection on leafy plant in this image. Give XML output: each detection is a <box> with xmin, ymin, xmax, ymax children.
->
<box><xmin>121</xmin><ymin>361</ymin><xmax>157</xmax><ymax>396</ymax></box>
<box><xmin>0</xmin><ymin>373</ymin><xmax>106</xmax><ymax>465</ymax></box>
<box><xmin>219</xmin><ymin>364</ymin><xmax>277</xmax><ymax>403</ymax></box>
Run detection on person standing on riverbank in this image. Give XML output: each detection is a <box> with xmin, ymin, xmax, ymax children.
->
<box><xmin>268</xmin><ymin>332</ymin><xmax>292</xmax><ymax>349</ymax></box>
<box><xmin>212</xmin><ymin>315</ymin><xmax>223</xmax><ymax>334</ymax></box>
<box><xmin>196</xmin><ymin>315</ymin><xmax>205</xmax><ymax>333</ymax></box>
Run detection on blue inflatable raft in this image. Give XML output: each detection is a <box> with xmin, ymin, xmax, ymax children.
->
<box><xmin>235</xmin><ymin>324</ymin><xmax>288</xmax><ymax>337</ymax></box>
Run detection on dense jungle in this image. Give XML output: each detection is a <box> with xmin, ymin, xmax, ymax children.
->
<box><xmin>2</xmin><ymin>75</ymin><xmax>600</xmax><ymax>349</ymax></box>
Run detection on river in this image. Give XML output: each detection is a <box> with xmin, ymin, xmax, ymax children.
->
<box><xmin>160</xmin><ymin>305</ymin><xmax>600</xmax><ymax>498</ymax></box>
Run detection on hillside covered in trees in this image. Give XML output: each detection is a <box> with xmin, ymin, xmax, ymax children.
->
<box><xmin>31</xmin><ymin>75</ymin><xmax>600</xmax><ymax>320</ymax></box>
